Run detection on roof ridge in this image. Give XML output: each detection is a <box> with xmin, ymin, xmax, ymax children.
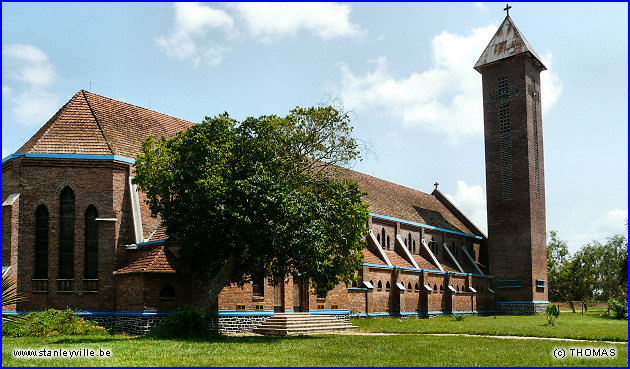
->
<box><xmin>81</xmin><ymin>90</ymin><xmax>114</xmax><ymax>155</ymax></box>
<box><xmin>340</xmin><ymin>167</ymin><xmax>433</xmax><ymax>197</ymax></box>
<box><xmin>80</xmin><ymin>89</ymin><xmax>195</xmax><ymax>126</ymax></box>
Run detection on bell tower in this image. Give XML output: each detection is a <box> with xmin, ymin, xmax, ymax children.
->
<box><xmin>474</xmin><ymin>9</ymin><xmax>548</xmax><ymax>314</ymax></box>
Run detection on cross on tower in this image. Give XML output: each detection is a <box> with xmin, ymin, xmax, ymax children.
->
<box><xmin>434</xmin><ymin>182</ymin><xmax>439</xmax><ymax>190</ymax></box>
<box><xmin>504</xmin><ymin>4</ymin><xmax>512</xmax><ymax>17</ymax></box>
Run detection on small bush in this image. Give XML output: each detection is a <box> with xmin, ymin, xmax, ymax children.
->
<box><xmin>607</xmin><ymin>298</ymin><xmax>628</xmax><ymax>319</ymax></box>
<box><xmin>149</xmin><ymin>305</ymin><xmax>211</xmax><ymax>339</ymax></box>
<box><xmin>2</xmin><ymin>309</ymin><xmax>108</xmax><ymax>337</ymax></box>
<box><xmin>452</xmin><ymin>314</ymin><xmax>466</xmax><ymax>321</ymax></box>
<box><xmin>546</xmin><ymin>304</ymin><xmax>560</xmax><ymax>326</ymax></box>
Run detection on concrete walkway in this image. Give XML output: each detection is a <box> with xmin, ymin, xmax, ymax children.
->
<box><xmin>327</xmin><ymin>331</ymin><xmax>627</xmax><ymax>345</ymax></box>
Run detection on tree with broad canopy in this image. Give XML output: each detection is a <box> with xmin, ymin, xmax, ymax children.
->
<box><xmin>133</xmin><ymin>106</ymin><xmax>369</xmax><ymax>311</ymax></box>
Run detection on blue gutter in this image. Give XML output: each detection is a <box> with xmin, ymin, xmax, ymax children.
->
<box><xmin>370</xmin><ymin>213</ymin><xmax>483</xmax><ymax>240</ymax></box>
<box><xmin>2</xmin><ymin>152</ymin><xmax>135</xmax><ymax>164</ymax></box>
<box><xmin>217</xmin><ymin>310</ymin><xmax>275</xmax><ymax>317</ymax></box>
<box><xmin>350</xmin><ymin>310</ymin><xmax>495</xmax><ymax>317</ymax></box>
<box><xmin>310</xmin><ymin>309</ymin><xmax>350</xmax><ymax>315</ymax></box>
<box><xmin>137</xmin><ymin>239</ymin><xmax>168</xmax><ymax>247</ymax></box>
<box><xmin>498</xmin><ymin>279</ymin><xmax>522</xmax><ymax>283</ymax></box>
<box><xmin>496</xmin><ymin>285</ymin><xmax>522</xmax><ymax>289</ymax></box>
<box><xmin>361</xmin><ymin>263</ymin><xmax>490</xmax><ymax>278</ymax></box>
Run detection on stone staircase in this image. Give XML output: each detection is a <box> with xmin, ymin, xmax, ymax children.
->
<box><xmin>253</xmin><ymin>313</ymin><xmax>357</xmax><ymax>336</ymax></box>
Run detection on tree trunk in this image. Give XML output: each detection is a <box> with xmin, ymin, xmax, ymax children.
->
<box><xmin>196</xmin><ymin>251</ymin><xmax>239</xmax><ymax>312</ymax></box>
<box><xmin>581</xmin><ymin>300</ymin><xmax>588</xmax><ymax>312</ymax></box>
<box><xmin>551</xmin><ymin>286</ymin><xmax>575</xmax><ymax>313</ymax></box>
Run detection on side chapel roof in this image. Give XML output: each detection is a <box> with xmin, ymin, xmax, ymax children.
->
<box><xmin>17</xmin><ymin>90</ymin><xmax>194</xmax><ymax>159</ymax></box>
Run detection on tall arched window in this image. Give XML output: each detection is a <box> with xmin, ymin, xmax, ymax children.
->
<box><xmin>59</xmin><ymin>187</ymin><xmax>75</xmax><ymax>280</ymax></box>
<box><xmin>377</xmin><ymin>233</ymin><xmax>381</xmax><ymax>244</ymax></box>
<box><xmin>34</xmin><ymin>205</ymin><xmax>49</xmax><ymax>279</ymax></box>
<box><xmin>381</xmin><ymin>228</ymin><xmax>385</xmax><ymax>247</ymax></box>
<box><xmin>385</xmin><ymin>281</ymin><xmax>391</xmax><ymax>291</ymax></box>
<box><xmin>412</xmin><ymin>240</ymin><xmax>416</xmax><ymax>254</ymax></box>
<box><xmin>84</xmin><ymin>206</ymin><xmax>98</xmax><ymax>279</ymax></box>
<box><xmin>386</xmin><ymin>235</ymin><xmax>390</xmax><ymax>249</ymax></box>
<box><xmin>407</xmin><ymin>282</ymin><xmax>412</xmax><ymax>290</ymax></box>
<box><xmin>439</xmin><ymin>284</ymin><xmax>443</xmax><ymax>293</ymax></box>
<box><xmin>377</xmin><ymin>280</ymin><xmax>382</xmax><ymax>290</ymax></box>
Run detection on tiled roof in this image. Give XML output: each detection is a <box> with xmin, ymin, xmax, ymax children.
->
<box><xmin>474</xmin><ymin>16</ymin><xmax>546</xmax><ymax>71</ymax></box>
<box><xmin>383</xmin><ymin>250</ymin><xmax>414</xmax><ymax>269</ymax></box>
<box><xmin>18</xmin><ymin>90</ymin><xmax>194</xmax><ymax>159</ymax></box>
<box><xmin>342</xmin><ymin>169</ymin><xmax>473</xmax><ymax>235</ymax></box>
<box><xmin>114</xmin><ymin>244</ymin><xmax>185</xmax><ymax>274</ymax></box>
<box><xmin>362</xmin><ymin>249</ymin><xmax>386</xmax><ymax>265</ymax></box>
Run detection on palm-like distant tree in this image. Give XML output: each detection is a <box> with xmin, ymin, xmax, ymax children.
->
<box><xmin>2</xmin><ymin>274</ymin><xmax>26</xmax><ymax>323</ymax></box>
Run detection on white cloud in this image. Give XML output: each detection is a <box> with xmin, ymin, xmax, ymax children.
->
<box><xmin>474</xmin><ymin>3</ymin><xmax>487</xmax><ymax>11</ymax></box>
<box><xmin>566</xmin><ymin>208</ymin><xmax>628</xmax><ymax>251</ymax></box>
<box><xmin>2</xmin><ymin>44</ymin><xmax>61</xmax><ymax>126</ymax></box>
<box><xmin>232</xmin><ymin>2</ymin><xmax>364</xmax><ymax>41</ymax></box>
<box><xmin>445</xmin><ymin>180</ymin><xmax>487</xmax><ymax>234</ymax></box>
<box><xmin>338</xmin><ymin>25</ymin><xmax>563</xmax><ymax>145</ymax></box>
<box><xmin>156</xmin><ymin>2</ymin><xmax>234</xmax><ymax>66</ymax></box>
<box><xmin>540</xmin><ymin>52</ymin><xmax>562</xmax><ymax>114</ymax></box>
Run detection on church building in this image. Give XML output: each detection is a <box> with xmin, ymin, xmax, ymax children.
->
<box><xmin>2</xmin><ymin>13</ymin><xmax>548</xmax><ymax>333</ymax></box>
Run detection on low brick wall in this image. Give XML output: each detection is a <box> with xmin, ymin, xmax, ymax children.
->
<box><xmin>495</xmin><ymin>302</ymin><xmax>548</xmax><ymax>315</ymax></box>
<box><xmin>83</xmin><ymin>314</ymin><xmax>166</xmax><ymax>335</ymax></box>
<box><xmin>84</xmin><ymin>312</ymin><xmax>350</xmax><ymax>335</ymax></box>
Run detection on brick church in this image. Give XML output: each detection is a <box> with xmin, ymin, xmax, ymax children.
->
<box><xmin>2</xmin><ymin>14</ymin><xmax>549</xmax><ymax>333</ymax></box>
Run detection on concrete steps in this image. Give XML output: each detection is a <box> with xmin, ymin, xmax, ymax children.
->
<box><xmin>253</xmin><ymin>313</ymin><xmax>356</xmax><ymax>336</ymax></box>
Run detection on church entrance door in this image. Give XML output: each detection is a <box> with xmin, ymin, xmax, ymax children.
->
<box><xmin>293</xmin><ymin>278</ymin><xmax>309</xmax><ymax>312</ymax></box>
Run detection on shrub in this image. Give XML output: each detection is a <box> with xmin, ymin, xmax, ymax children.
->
<box><xmin>149</xmin><ymin>305</ymin><xmax>211</xmax><ymax>339</ymax></box>
<box><xmin>452</xmin><ymin>314</ymin><xmax>466</xmax><ymax>321</ymax></box>
<box><xmin>546</xmin><ymin>304</ymin><xmax>560</xmax><ymax>326</ymax></box>
<box><xmin>607</xmin><ymin>298</ymin><xmax>628</xmax><ymax>319</ymax></box>
<box><xmin>2</xmin><ymin>309</ymin><xmax>108</xmax><ymax>337</ymax></box>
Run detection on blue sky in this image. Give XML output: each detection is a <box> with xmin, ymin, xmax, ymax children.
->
<box><xmin>2</xmin><ymin>2</ymin><xmax>627</xmax><ymax>252</ymax></box>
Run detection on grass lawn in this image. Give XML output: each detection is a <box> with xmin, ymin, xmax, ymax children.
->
<box><xmin>352</xmin><ymin>309</ymin><xmax>628</xmax><ymax>342</ymax></box>
<box><xmin>2</xmin><ymin>333</ymin><xmax>627</xmax><ymax>367</ymax></box>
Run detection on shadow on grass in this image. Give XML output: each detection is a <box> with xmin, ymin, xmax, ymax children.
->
<box><xmin>138</xmin><ymin>333</ymin><xmax>326</xmax><ymax>344</ymax></box>
<box><xmin>48</xmin><ymin>335</ymin><xmax>127</xmax><ymax>344</ymax></box>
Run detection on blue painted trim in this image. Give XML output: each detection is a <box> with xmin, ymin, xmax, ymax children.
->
<box><xmin>348</xmin><ymin>287</ymin><xmax>368</xmax><ymax>291</ymax></box>
<box><xmin>496</xmin><ymin>285</ymin><xmax>522</xmax><ymax>289</ymax></box>
<box><xmin>495</xmin><ymin>301</ymin><xmax>550</xmax><ymax>304</ymax></box>
<box><xmin>350</xmin><ymin>310</ymin><xmax>496</xmax><ymax>317</ymax></box>
<box><xmin>310</xmin><ymin>309</ymin><xmax>349</xmax><ymax>315</ymax></box>
<box><xmin>137</xmin><ymin>239</ymin><xmax>168</xmax><ymax>247</ymax></box>
<box><xmin>284</xmin><ymin>310</ymin><xmax>294</xmax><ymax>314</ymax></box>
<box><xmin>369</xmin><ymin>213</ymin><xmax>483</xmax><ymax>240</ymax></box>
<box><xmin>217</xmin><ymin>310</ymin><xmax>275</xmax><ymax>317</ymax></box>
<box><xmin>536</xmin><ymin>279</ymin><xmax>546</xmax><ymax>282</ymax></box>
<box><xmin>498</xmin><ymin>279</ymin><xmax>522</xmax><ymax>283</ymax></box>
<box><xmin>2</xmin><ymin>152</ymin><xmax>135</xmax><ymax>164</ymax></box>
<box><xmin>361</xmin><ymin>263</ymin><xmax>490</xmax><ymax>278</ymax></box>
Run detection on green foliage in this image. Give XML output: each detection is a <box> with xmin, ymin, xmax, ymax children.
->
<box><xmin>607</xmin><ymin>298</ymin><xmax>628</xmax><ymax>320</ymax></box>
<box><xmin>452</xmin><ymin>314</ymin><xmax>466</xmax><ymax>321</ymax></box>
<box><xmin>148</xmin><ymin>305</ymin><xmax>213</xmax><ymax>339</ymax></box>
<box><xmin>545</xmin><ymin>304</ymin><xmax>560</xmax><ymax>326</ymax></box>
<box><xmin>133</xmin><ymin>105</ymin><xmax>369</xmax><ymax>304</ymax></box>
<box><xmin>547</xmin><ymin>231</ymin><xmax>628</xmax><ymax>303</ymax></box>
<box><xmin>2</xmin><ymin>309</ymin><xmax>108</xmax><ymax>337</ymax></box>
<box><xmin>2</xmin><ymin>274</ymin><xmax>26</xmax><ymax>324</ymax></box>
